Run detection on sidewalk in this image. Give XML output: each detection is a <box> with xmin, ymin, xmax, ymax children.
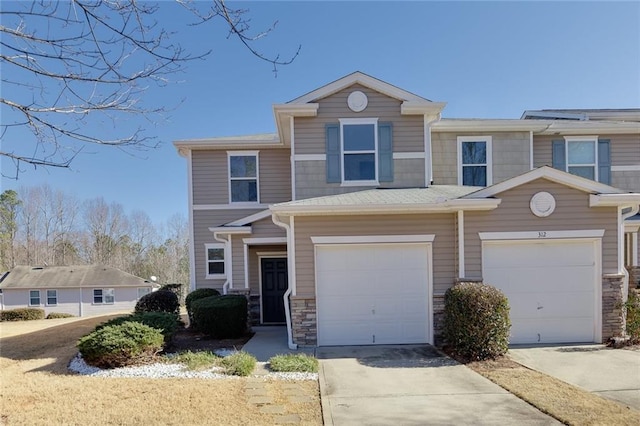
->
<box><xmin>241</xmin><ymin>326</ymin><xmax>314</xmax><ymax>362</ymax></box>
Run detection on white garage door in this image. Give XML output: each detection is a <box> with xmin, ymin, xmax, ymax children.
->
<box><xmin>316</xmin><ymin>243</ymin><xmax>430</xmax><ymax>346</ymax></box>
<box><xmin>483</xmin><ymin>239</ymin><xmax>599</xmax><ymax>345</ymax></box>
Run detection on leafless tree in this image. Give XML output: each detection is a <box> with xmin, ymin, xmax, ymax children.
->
<box><xmin>1</xmin><ymin>0</ymin><xmax>300</xmax><ymax>176</ymax></box>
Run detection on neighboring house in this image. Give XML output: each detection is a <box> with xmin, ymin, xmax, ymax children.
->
<box><xmin>174</xmin><ymin>72</ymin><xmax>640</xmax><ymax>348</ymax></box>
<box><xmin>0</xmin><ymin>265</ymin><xmax>156</xmax><ymax>317</ymax></box>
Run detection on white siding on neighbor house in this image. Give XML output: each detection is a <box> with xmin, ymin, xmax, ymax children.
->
<box><xmin>463</xmin><ymin>178</ymin><xmax>619</xmax><ymax>279</ymax></box>
<box><xmin>431</xmin><ymin>131</ymin><xmax>531</xmax><ymax>186</ymax></box>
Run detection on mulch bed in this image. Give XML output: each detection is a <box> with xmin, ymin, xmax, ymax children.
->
<box><xmin>167</xmin><ymin>326</ymin><xmax>254</xmax><ymax>353</ymax></box>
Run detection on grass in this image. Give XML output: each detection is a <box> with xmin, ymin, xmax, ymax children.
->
<box><xmin>269</xmin><ymin>353</ymin><xmax>319</xmax><ymax>373</ymax></box>
<box><xmin>164</xmin><ymin>350</ymin><xmax>220</xmax><ymax>371</ymax></box>
<box><xmin>221</xmin><ymin>351</ymin><xmax>257</xmax><ymax>376</ymax></box>
<box><xmin>0</xmin><ymin>314</ymin><xmax>321</xmax><ymax>425</ymax></box>
<box><xmin>468</xmin><ymin>356</ymin><xmax>640</xmax><ymax>426</ymax></box>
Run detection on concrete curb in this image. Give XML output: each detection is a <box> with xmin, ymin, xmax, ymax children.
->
<box><xmin>318</xmin><ymin>360</ymin><xmax>333</xmax><ymax>426</ymax></box>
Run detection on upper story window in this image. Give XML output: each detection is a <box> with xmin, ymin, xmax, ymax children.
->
<box><xmin>341</xmin><ymin>118</ymin><xmax>378</xmax><ymax>183</ymax></box>
<box><xmin>46</xmin><ymin>289</ymin><xmax>57</xmax><ymax>306</ymax></box>
<box><xmin>29</xmin><ymin>290</ymin><xmax>40</xmax><ymax>306</ymax></box>
<box><xmin>205</xmin><ymin>243</ymin><xmax>225</xmax><ymax>279</ymax></box>
<box><xmin>458</xmin><ymin>136</ymin><xmax>493</xmax><ymax>186</ymax></box>
<box><xmin>228</xmin><ymin>151</ymin><xmax>259</xmax><ymax>203</ymax></box>
<box><xmin>93</xmin><ymin>288</ymin><xmax>114</xmax><ymax>305</ymax></box>
<box><xmin>552</xmin><ymin>136</ymin><xmax>610</xmax><ymax>185</ymax></box>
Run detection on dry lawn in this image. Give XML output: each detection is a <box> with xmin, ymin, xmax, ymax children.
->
<box><xmin>468</xmin><ymin>357</ymin><xmax>640</xmax><ymax>426</ymax></box>
<box><xmin>0</xmin><ymin>315</ymin><xmax>321</xmax><ymax>425</ymax></box>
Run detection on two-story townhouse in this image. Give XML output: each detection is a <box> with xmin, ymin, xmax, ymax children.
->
<box><xmin>174</xmin><ymin>72</ymin><xmax>640</xmax><ymax>349</ymax></box>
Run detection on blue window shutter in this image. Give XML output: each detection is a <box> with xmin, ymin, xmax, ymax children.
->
<box><xmin>326</xmin><ymin>124</ymin><xmax>341</xmax><ymax>183</ymax></box>
<box><xmin>598</xmin><ymin>139</ymin><xmax>611</xmax><ymax>185</ymax></box>
<box><xmin>552</xmin><ymin>140</ymin><xmax>566</xmax><ymax>171</ymax></box>
<box><xmin>378</xmin><ymin>122</ymin><xmax>393</xmax><ymax>182</ymax></box>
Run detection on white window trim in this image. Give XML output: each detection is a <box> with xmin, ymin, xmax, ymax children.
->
<box><xmin>93</xmin><ymin>288</ymin><xmax>115</xmax><ymax>305</ymax></box>
<box><xmin>457</xmin><ymin>136</ymin><xmax>493</xmax><ymax>186</ymax></box>
<box><xmin>46</xmin><ymin>289</ymin><xmax>57</xmax><ymax>306</ymax></box>
<box><xmin>205</xmin><ymin>242</ymin><xmax>226</xmax><ymax>279</ymax></box>
<box><xmin>564</xmin><ymin>136</ymin><xmax>598</xmax><ymax>181</ymax></box>
<box><xmin>29</xmin><ymin>290</ymin><xmax>41</xmax><ymax>306</ymax></box>
<box><xmin>339</xmin><ymin>118</ymin><xmax>379</xmax><ymax>186</ymax></box>
<box><xmin>227</xmin><ymin>151</ymin><xmax>260</xmax><ymax>204</ymax></box>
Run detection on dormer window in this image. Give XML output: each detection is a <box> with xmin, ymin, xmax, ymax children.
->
<box><xmin>457</xmin><ymin>136</ymin><xmax>493</xmax><ymax>186</ymax></box>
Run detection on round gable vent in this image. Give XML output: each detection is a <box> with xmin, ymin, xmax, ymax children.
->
<box><xmin>347</xmin><ymin>90</ymin><xmax>368</xmax><ymax>112</ymax></box>
<box><xmin>530</xmin><ymin>191</ymin><xmax>556</xmax><ymax>217</ymax></box>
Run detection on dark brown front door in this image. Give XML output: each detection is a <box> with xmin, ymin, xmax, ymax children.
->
<box><xmin>261</xmin><ymin>257</ymin><xmax>288</xmax><ymax>323</ymax></box>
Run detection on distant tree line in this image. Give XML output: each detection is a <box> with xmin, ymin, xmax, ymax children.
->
<box><xmin>0</xmin><ymin>185</ymin><xmax>189</xmax><ymax>286</ymax></box>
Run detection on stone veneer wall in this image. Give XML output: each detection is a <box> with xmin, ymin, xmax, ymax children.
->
<box><xmin>602</xmin><ymin>274</ymin><xmax>626</xmax><ymax>341</ymax></box>
<box><xmin>291</xmin><ymin>296</ymin><xmax>317</xmax><ymax>346</ymax></box>
<box><xmin>228</xmin><ymin>288</ymin><xmax>253</xmax><ymax>333</ymax></box>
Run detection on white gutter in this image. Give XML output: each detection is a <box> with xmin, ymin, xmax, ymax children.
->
<box><xmin>213</xmin><ymin>233</ymin><xmax>232</xmax><ymax>295</ymax></box>
<box><xmin>271</xmin><ymin>213</ymin><xmax>297</xmax><ymax>350</ymax></box>
<box><xmin>621</xmin><ymin>205</ymin><xmax>640</xmax><ymax>302</ymax></box>
<box><xmin>457</xmin><ymin>210</ymin><xmax>465</xmax><ymax>278</ymax></box>
<box><xmin>590</xmin><ymin>194</ymin><xmax>640</xmax><ymax>207</ymax></box>
<box><xmin>243</xmin><ymin>243</ymin><xmax>249</xmax><ymax>289</ymax></box>
<box><xmin>187</xmin><ymin>150</ymin><xmax>196</xmax><ymax>292</ymax></box>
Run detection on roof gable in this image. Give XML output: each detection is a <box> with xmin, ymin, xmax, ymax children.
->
<box><xmin>0</xmin><ymin>265</ymin><xmax>153</xmax><ymax>289</ymax></box>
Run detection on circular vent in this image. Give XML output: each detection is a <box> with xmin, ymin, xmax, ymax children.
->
<box><xmin>530</xmin><ymin>191</ymin><xmax>556</xmax><ymax>217</ymax></box>
<box><xmin>347</xmin><ymin>91</ymin><xmax>368</xmax><ymax>112</ymax></box>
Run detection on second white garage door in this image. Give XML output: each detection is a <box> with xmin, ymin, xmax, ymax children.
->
<box><xmin>483</xmin><ymin>239</ymin><xmax>599</xmax><ymax>345</ymax></box>
<box><xmin>315</xmin><ymin>243</ymin><xmax>431</xmax><ymax>346</ymax></box>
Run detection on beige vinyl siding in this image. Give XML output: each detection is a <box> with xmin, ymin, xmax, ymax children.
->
<box><xmin>431</xmin><ymin>131</ymin><xmax>531</xmax><ymax>186</ymax></box>
<box><xmin>231</xmin><ymin>234</ymin><xmax>245</xmax><ymax>289</ymax></box>
<box><xmin>464</xmin><ymin>178</ymin><xmax>619</xmax><ymax>278</ymax></box>
<box><xmin>293</xmin><ymin>214</ymin><xmax>456</xmax><ymax>298</ymax></box>
<box><xmin>191</xmin><ymin>149</ymin><xmax>291</xmax><ymax>205</ymax></box>
<box><xmin>533</xmin><ymin>134</ymin><xmax>640</xmax><ymax>168</ymax></box>
<box><xmin>251</xmin><ymin>216</ymin><xmax>287</xmax><ymax>238</ymax></box>
<box><xmin>612</xmin><ymin>171</ymin><xmax>640</xmax><ymax>193</ymax></box>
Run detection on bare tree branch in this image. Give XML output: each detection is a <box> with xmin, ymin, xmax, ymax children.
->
<box><xmin>0</xmin><ymin>0</ymin><xmax>300</xmax><ymax>175</ymax></box>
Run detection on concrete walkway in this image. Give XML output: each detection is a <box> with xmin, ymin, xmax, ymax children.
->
<box><xmin>317</xmin><ymin>345</ymin><xmax>560</xmax><ymax>426</ymax></box>
<box><xmin>509</xmin><ymin>345</ymin><xmax>640</xmax><ymax>410</ymax></box>
<box><xmin>242</xmin><ymin>326</ymin><xmax>314</xmax><ymax>362</ymax></box>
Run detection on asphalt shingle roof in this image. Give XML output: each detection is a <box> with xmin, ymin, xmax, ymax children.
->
<box><xmin>0</xmin><ymin>265</ymin><xmax>153</xmax><ymax>289</ymax></box>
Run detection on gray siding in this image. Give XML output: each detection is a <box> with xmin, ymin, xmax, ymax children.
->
<box><xmin>612</xmin><ymin>171</ymin><xmax>640</xmax><ymax>192</ymax></box>
<box><xmin>464</xmin><ymin>178</ymin><xmax>619</xmax><ymax>278</ymax></box>
<box><xmin>431</xmin><ymin>131</ymin><xmax>531</xmax><ymax>186</ymax></box>
<box><xmin>191</xmin><ymin>149</ymin><xmax>291</xmax><ymax>205</ymax></box>
<box><xmin>293</xmin><ymin>214</ymin><xmax>456</xmax><ymax>298</ymax></box>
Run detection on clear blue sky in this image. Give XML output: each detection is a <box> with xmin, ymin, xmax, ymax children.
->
<box><xmin>1</xmin><ymin>1</ymin><xmax>639</xmax><ymax>225</ymax></box>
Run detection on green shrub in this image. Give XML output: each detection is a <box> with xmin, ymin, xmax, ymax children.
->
<box><xmin>221</xmin><ymin>351</ymin><xmax>256</xmax><ymax>376</ymax></box>
<box><xmin>134</xmin><ymin>290</ymin><xmax>179</xmax><ymax>316</ymax></box>
<box><xmin>77</xmin><ymin>321</ymin><xmax>164</xmax><ymax>368</ymax></box>
<box><xmin>269</xmin><ymin>353</ymin><xmax>318</xmax><ymax>373</ymax></box>
<box><xmin>46</xmin><ymin>312</ymin><xmax>75</xmax><ymax>319</ymax></box>
<box><xmin>626</xmin><ymin>290</ymin><xmax>640</xmax><ymax>344</ymax></box>
<box><xmin>95</xmin><ymin>312</ymin><xmax>179</xmax><ymax>339</ymax></box>
<box><xmin>165</xmin><ymin>350</ymin><xmax>219</xmax><ymax>371</ymax></box>
<box><xmin>191</xmin><ymin>295</ymin><xmax>247</xmax><ymax>338</ymax></box>
<box><xmin>160</xmin><ymin>283</ymin><xmax>185</xmax><ymax>305</ymax></box>
<box><xmin>0</xmin><ymin>308</ymin><xmax>45</xmax><ymax>321</ymax></box>
<box><xmin>185</xmin><ymin>288</ymin><xmax>221</xmax><ymax>324</ymax></box>
<box><xmin>443</xmin><ymin>282</ymin><xmax>511</xmax><ymax>361</ymax></box>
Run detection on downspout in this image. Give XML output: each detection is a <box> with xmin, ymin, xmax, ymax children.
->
<box><xmin>214</xmin><ymin>232</ymin><xmax>232</xmax><ymax>295</ymax></box>
<box><xmin>424</xmin><ymin>115</ymin><xmax>433</xmax><ymax>185</ymax></box>
<box><xmin>621</xmin><ymin>205</ymin><xmax>640</xmax><ymax>302</ymax></box>
<box><xmin>79</xmin><ymin>287</ymin><xmax>83</xmax><ymax>317</ymax></box>
<box><xmin>271</xmin><ymin>212</ymin><xmax>297</xmax><ymax>350</ymax></box>
<box><xmin>457</xmin><ymin>210</ymin><xmax>465</xmax><ymax>279</ymax></box>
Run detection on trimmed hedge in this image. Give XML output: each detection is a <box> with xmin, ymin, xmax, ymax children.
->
<box><xmin>159</xmin><ymin>283</ymin><xmax>185</xmax><ymax>305</ymax></box>
<box><xmin>1</xmin><ymin>308</ymin><xmax>45</xmax><ymax>321</ymax></box>
<box><xmin>191</xmin><ymin>295</ymin><xmax>247</xmax><ymax>338</ymax></box>
<box><xmin>626</xmin><ymin>290</ymin><xmax>640</xmax><ymax>344</ymax></box>
<box><xmin>185</xmin><ymin>288</ymin><xmax>221</xmax><ymax>327</ymax></box>
<box><xmin>46</xmin><ymin>312</ymin><xmax>75</xmax><ymax>319</ymax></box>
<box><xmin>77</xmin><ymin>321</ymin><xmax>164</xmax><ymax>368</ymax></box>
<box><xmin>95</xmin><ymin>312</ymin><xmax>179</xmax><ymax>339</ymax></box>
<box><xmin>135</xmin><ymin>290</ymin><xmax>180</xmax><ymax>316</ymax></box>
<box><xmin>444</xmin><ymin>282</ymin><xmax>511</xmax><ymax>360</ymax></box>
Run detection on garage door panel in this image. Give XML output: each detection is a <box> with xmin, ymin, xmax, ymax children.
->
<box><xmin>320</xmin><ymin>321</ymin><xmax>372</xmax><ymax>346</ymax></box>
<box><xmin>484</xmin><ymin>242</ymin><xmax>595</xmax><ymax>268</ymax></box>
<box><xmin>511</xmin><ymin>318</ymin><xmax>595</xmax><ymax>345</ymax></box>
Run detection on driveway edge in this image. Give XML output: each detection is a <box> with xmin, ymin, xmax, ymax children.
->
<box><xmin>318</xmin><ymin>361</ymin><xmax>333</xmax><ymax>426</ymax></box>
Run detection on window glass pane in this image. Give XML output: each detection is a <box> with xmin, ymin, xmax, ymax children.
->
<box><xmin>344</xmin><ymin>153</ymin><xmax>376</xmax><ymax>181</ymax></box>
<box><xmin>462</xmin><ymin>142</ymin><xmax>486</xmax><ymax>164</ymax></box>
<box><xmin>47</xmin><ymin>290</ymin><xmax>57</xmax><ymax>305</ymax></box>
<box><xmin>230</xmin><ymin>156</ymin><xmax>256</xmax><ymax>178</ymax></box>
<box><xmin>462</xmin><ymin>166</ymin><xmax>487</xmax><ymax>186</ymax></box>
<box><xmin>343</xmin><ymin>124</ymin><xmax>375</xmax><ymax>151</ymax></box>
<box><xmin>231</xmin><ymin>180</ymin><xmax>257</xmax><ymax>202</ymax></box>
<box><xmin>104</xmin><ymin>289</ymin><xmax>115</xmax><ymax>304</ymax></box>
<box><xmin>568</xmin><ymin>166</ymin><xmax>595</xmax><ymax>180</ymax></box>
<box><xmin>93</xmin><ymin>289</ymin><xmax>102</xmax><ymax>304</ymax></box>
<box><xmin>30</xmin><ymin>290</ymin><xmax>40</xmax><ymax>305</ymax></box>
<box><xmin>208</xmin><ymin>262</ymin><xmax>225</xmax><ymax>275</ymax></box>
<box><xmin>208</xmin><ymin>248</ymin><xmax>225</xmax><ymax>261</ymax></box>
<box><xmin>568</xmin><ymin>141</ymin><xmax>595</xmax><ymax>164</ymax></box>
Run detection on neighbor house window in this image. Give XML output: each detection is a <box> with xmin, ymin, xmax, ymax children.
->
<box><xmin>29</xmin><ymin>290</ymin><xmax>40</xmax><ymax>306</ymax></box>
<box><xmin>566</xmin><ymin>137</ymin><xmax>597</xmax><ymax>180</ymax></box>
<box><xmin>46</xmin><ymin>289</ymin><xmax>57</xmax><ymax>306</ymax></box>
<box><xmin>340</xmin><ymin>118</ymin><xmax>378</xmax><ymax>183</ymax></box>
<box><xmin>137</xmin><ymin>287</ymin><xmax>152</xmax><ymax>300</ymax></box>
<box><xmin>93</xmin><ymin>288</ymin><xmax>114</xmax><ymax>304</ymax></box>
<box><xmin>458</xmin><ymin>136</ymin><xmax>492</xmax><ymax>186</ymax></box>
<box><xmin>205</xmin><ymin>243</ymin><xmax>225</xmax><ymax>278</ymax></box>
<box><xmin>228</xmin><ymin>151</ymin><xmax>259</xmax><ymax>203</ymax></box>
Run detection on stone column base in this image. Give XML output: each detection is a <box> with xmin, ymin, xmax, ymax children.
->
<box><xmin>291</xmin><ymin>296</ymin><xmax>317</xmax><ymax>346</ymax></box>
<box><xmin>602</xmin><ymin>274</ymin><xmax>625</xmax><ymax>341</ymax></box>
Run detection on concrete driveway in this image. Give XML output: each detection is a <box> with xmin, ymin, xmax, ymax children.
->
<box><xmin>317</xmin><ymin>345</ymin><xmax>559</xmax><ymax>426</ymax></box>
<box><xmin>509</xmin><ymin>345</ymin><xmax>640</xmax><ymax>410</ymax></box>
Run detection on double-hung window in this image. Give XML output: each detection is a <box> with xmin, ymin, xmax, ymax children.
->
<box><xmin>137</xmin><ymin>287</ymin><xmax>152</xmax><ymax>300</ymax></box>
<box><xmin>29</xmin><ymin>290</ymin><xmax>40</xmax><ymax>306</ymax></box>
<box><xmin>46</xmin><ymin>289</ymin><xmax>57</xmax><ymax>306</ymax></box>
<box><xmin>566</xmin><ymin>137</ymin><xmax>597</xmax><ymax>180</ymax></box>
<box><xmin>205</xmin><ymin>243</ymin><xmax>225</xmax><ymax>278</ymax></box>
<box><xmin>458</xmin><ymin>136</ymin><xmax>492</xmax><ymax>186</ymax></box>
<box><xmin>228</xmin><ymin>152</ymin><xmax>259</xmax><ymax>203</ymax></box>
<box><xmin>340</xmin><ymin>118</ymin><xmax>378</xmax><ymax>183</ymax></box>
<box><xmin>93</xmin><ymin>288</ymin><xmax>115</xmax><ymax>304</ymax></box>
